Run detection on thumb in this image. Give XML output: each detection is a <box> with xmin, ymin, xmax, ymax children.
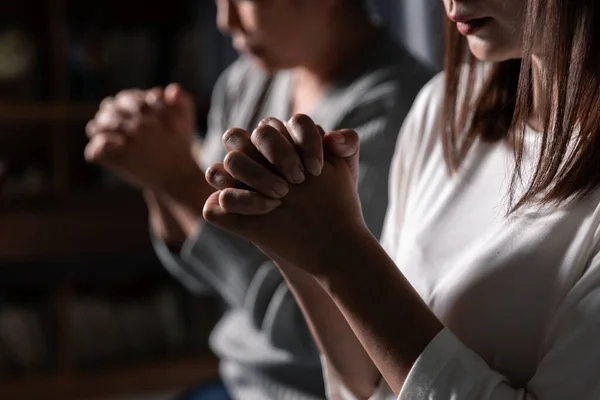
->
<box><xmin>164</xmin><ymin>83</ymin><xmax>196</xmax><ymax>136</ymax></box>
<box><xmin>324</xmin><ymin>129</ymin><xmax>360</xmax><ymax>187</ymax></box>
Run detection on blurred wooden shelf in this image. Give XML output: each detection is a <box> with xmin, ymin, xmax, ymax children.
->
<box><xmin>0</xmin><ymin>102</ymin><xmax>97</xmax><ymax>125</ymax></box>
<box><xmin>0</xmin><ymin>188</ymin><xmax>154</xmax><ymax>261</ymax></box>
<box><xmin>0</xmin><ymin>356</ymin><xmax>219</xmax><ymax>400</ymax></box>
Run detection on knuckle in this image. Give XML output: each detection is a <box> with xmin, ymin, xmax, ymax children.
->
<box><xmin>288</xmin><ymin>113</ymin><xmax>313</xmax><ymax>130</ymax></box>
<box><xmin>85</xmin><ymin>120</ymin><xmax>96</xmax><ymax>135</ymax></box>
<box><xmin>202</xmin><ymin>204</ymin><xmax>219</xmax><ymax>223</ymax></box>
<box><xmin>222</xmin><ymin>128</ymin><xmax>248</xmax><ymax>148</ymax></box>
<box><xmin>221</xmin><ymin>191</ymin><xmax>261</xmax><ymax>214</ymax></box>
<box><xmin>219</xmin><ymin>188</ymin><xmax>240</xmax><ymax>207</ymax></box>
<box><xmin>251</xmin><ymin>124</ymin><xmax>278</xmax><ymax>143</ymax></box>
<box><xmin>205</xmin><ymin>165</ymin><xmax>219</xmax><ymax>184</ymax></box>
<box><xmin>223</xmin><ymin>150</ymin><xmax>244</xmax><ymax>170</ymax></box>
<box><xmin>206</xmin><ymin>165</ymin><xmax>228</xmax><ymax>188</ymax></box>
<box><xmin>214</xmin><ymin>175</ymin><xmax>229</xmax><ymax>189</ymax></box>
<box><xmin>287</xmin><ymin>114</ymin><xmax>319</xmax><ymax>145</ymax></box>
<box><xmin>259</xmin><ymin>117</ymin><xmax>282</xmax><ymax>128</ymax></box>
<box><xmin>145</xmin><ymin>89</ymin><xmax>164</xmax><ymax>107</ymax></box>
<box><xmin>289</xmin><ymin>113</ymin><xmax>311</xmax><ymax>125</ymax></box>
<box><xmin>116</xmin><ymin>91</ymin><xmax>143</xmax><ymax>110</ymax></box>
<box><xmin>252</xmin><ymin>127</ymin><xmax>295</xmax><ymax>165</ymax></box>
<box><xmin>83</xmin><ymin>145</ymin><xmax>96</xmax><ymax>162</ymax></box>
<box><xmin>100</xmin><ymin>96</ymin><xmax>114</xmax><ymax>108</ymax></box>
<box><xmin>261</xmin><ymin>117</ymin><xmax>288</xmax><ymax>136</ymax></box>
<box><xmin>85</xmin><ymin>138</ymin><xmax>104</xmax><ymax>162</ymax></box>
<box><xmin>96</xmin><ymin>109</ymin><xmax>118</xmax><ymax>126</ymax></box>
<box><xmin>339</xmin><ymin>128</ymin><xmax>358</xmax><ymax>137</ymax></box>
<box><xmin>115</xmin><ymin>90</ymin><xmax>129</xmax><ymax>101</ymax></box>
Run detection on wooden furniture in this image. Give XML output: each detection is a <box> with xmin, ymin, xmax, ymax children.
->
<box><xmin>0</xmin><ymin>1</ymin><xmax>220</xmax><ymax>398</ymax></box>
<box><xmin>0</xmin><ymin>0</ymin><xmax>153</xmax><ymax>260</ymax></box>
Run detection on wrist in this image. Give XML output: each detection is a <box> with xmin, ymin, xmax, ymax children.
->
<box><xmin>312</xmin><ymin>223</ymin><xmax>379</xmax><ymax>283</ymax></box>
<box><xmin>142</xmin><ymin>190</ymin><xmax>186</xmax><ymax>244</ymax></box>
<box><xmin>147</xmin><ymin>158</ymin><xmax>213</xmax><ymax>236</ymax></box>
<box><xmin>152</xmin><ymin>160</ymin><xmax>211</xmax><ymax>205</ymax></box>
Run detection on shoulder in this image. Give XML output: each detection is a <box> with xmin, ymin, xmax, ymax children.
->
<box><xmin>391</xmin><ymin>71</ymin><xmax>446</xmax><ymax>171</ymax></box>
<box><xmin>394</xmin><ymin>62</ymin><xmax>493</xmax><ymax>171</ymax></box>
<box><xmin>399</xmin><ymin>62</ymin><xmax>494</xmax><ymax>151</ymax></box>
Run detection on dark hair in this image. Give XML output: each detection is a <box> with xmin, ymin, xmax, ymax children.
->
<box><xmin>442</xmin><ymin>0</ymin><xmax>600</xmax><ymax>209</ymax></box>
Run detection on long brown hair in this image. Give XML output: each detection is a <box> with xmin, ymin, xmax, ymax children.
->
<box><xmin>442</xmin><ymin>0</ymin><xmax>600</xmax><ymax>209</ymax></box>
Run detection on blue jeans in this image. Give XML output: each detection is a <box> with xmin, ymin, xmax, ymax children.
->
<box><xmin>177</xmin><ymin>381</ymin><xmax>231</xmax><ymax>400</ymax></box>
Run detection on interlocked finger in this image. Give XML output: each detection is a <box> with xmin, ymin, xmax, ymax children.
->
<box><xmin>223</xmin><ymin>150</ymin><xmax>290</xmax><ymax>199</ymax></box>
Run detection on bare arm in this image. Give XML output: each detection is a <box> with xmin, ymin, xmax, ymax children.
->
<box><xmin>272</xmin><ymin>256</ymin><xmax>381</xmax><ymax>399</ymax></box>
<box><xmin>308</xmin><ymin>230</ymin><xmax>443</xmax><ymax>396</ymax></box>
<box><xmin>145</xmin><ymin>163</ymin><xmax>215</xmax><ymax>245</ymax></box>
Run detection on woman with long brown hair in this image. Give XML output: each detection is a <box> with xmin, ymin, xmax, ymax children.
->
<box><xmin>198</xmin><ymin>0</ymin><xmax>600</xmax><ymax>398</ymax></box>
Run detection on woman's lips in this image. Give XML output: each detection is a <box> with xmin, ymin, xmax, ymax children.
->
<box><xmin>455</xmin><ymin>17</ymin><xmax>492</xmax><ymax>36</ymax></box>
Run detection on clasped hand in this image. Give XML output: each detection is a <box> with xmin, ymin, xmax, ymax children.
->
<box><xmin>84</xmin><ymin>84</ymin><xmax>198</xmax><ymax>192</ymax></box>
<box><xmin>203</xmin><ymin>115</ymin><xmax>371</xmax><ymax>276</ymax></box>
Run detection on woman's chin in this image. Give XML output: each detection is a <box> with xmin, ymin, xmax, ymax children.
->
<box><xmin>467</xmin><ymin>37</ymin><xmax>522</xmax><ymax>62</ymax></box>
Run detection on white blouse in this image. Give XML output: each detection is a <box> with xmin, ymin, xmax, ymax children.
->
<box><xmin>325</xmin><ymin>72</ymin><xmax>600</xmax><ymax>399</ymax></box>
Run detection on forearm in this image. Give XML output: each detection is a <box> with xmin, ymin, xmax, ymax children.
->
<box><xmin>144</xmin><ymin>191</ymin><xmax>188</xmax><ymax>245</ymax></box>
<box><xmin>147</xmin><ymin>163</ymin><xmax>215</xmax><ymax>241</ymax></box>
<box><xmin>274</xmin><ymin>258</ymin><xmax>381</xmax><ymax>399</ymax></box>
<box><xmin>314</xmin><ymin>230</ymin><xmax>444</xmax><ymax>396</ymax></box>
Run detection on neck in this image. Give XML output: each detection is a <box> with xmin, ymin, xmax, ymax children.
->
<box><xmin>293</xmin><ymin>14</ymin><xmax>378</xmax><ymax>90</ymax></box>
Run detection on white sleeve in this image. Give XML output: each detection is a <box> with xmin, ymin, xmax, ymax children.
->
<box><xmin>399</xmin><ymin>255</ymin><xmax>600</xmax><ymax>400</ymax></box>
<box><xmin>322</xmin><ymin>244</ymin><xmax>600</xmax><ymax>400</ymax></box>
<box><xmin>322</xmin><ymin>356</ymin><xmax>396</xmax><ymax>400</ymax></box>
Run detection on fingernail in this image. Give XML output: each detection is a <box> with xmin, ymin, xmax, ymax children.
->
<box><xmin>330</xmin><ymin>132</ymin><xmax>345</xmax><ymax>144</ymax></box>
<box><xmin>265</xmin><ymin>198</ymin><xmax>282</xmax><ymax>208</ymax></box>
<box><xmin>273</xmin><ymin>181</ymin><xmax>289</xmax><ymax>198</ymax></box>
<box><xmin>306</xmin><ymin>158</ymin><xmax>321</xmax><ymax>176</ymax></box>
<box><xmin>291</xmin><ymin>166</ymin><xmax>305</xmax><ymax>184</ymax></box>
